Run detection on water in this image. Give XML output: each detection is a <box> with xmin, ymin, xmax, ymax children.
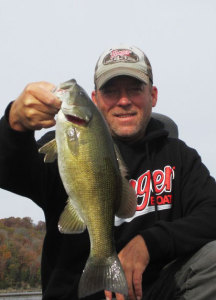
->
<box><xmin>0</xmin><ymin>292</ymin><xmax>42</xmax><ymax>300</ymax></box>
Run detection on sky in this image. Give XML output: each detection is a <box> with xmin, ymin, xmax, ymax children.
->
<box><xmin>0</xmin><ymin>0</ymin><xmax>216</xmax><ymax>224</ymax></box>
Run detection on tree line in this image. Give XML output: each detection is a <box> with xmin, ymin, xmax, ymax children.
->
<box><xmin>0</xmin><ymin>217</ymin><xmax>45</xmax><ymax>291</ymax></box>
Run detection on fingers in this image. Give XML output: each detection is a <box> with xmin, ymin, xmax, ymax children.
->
<box><xmin>25</xmin><ymin>82</ymin><xmax>61</xmax><ymax>110</ymax></box>
<box><xmin>9</xmin><ymin>81</ymin><xmax>61</xmax><ymax>131</ymax></box>
<box><xmin>104</xmin><ymin>290</ymin><xmax>126</xmax><ymax>300</ymax></box>
<box><xmin>23</xmin><ymin>94</ymin><xmax>59</xmax><ymax>117</ymax></box>
<box><xmin>132</xmin><ymin>269</ymin><xmax>143</xmax><ymax>300</ymax></box>
<box><xmin>104</xmin><ymin>290</ymin><xmax>112</xmax><ymax>300</ymax></box>
<box><xmin>118</xmin><ymin>235</ymin><xmax>150</xmax><ymax>300</ymax></box>
<box><xmin>104</xmin><ymin>269</ymin><xmax>142</xmax><ymax>300</ymax></box>
<box><xmin>21</xmin><ymin>107</ymin><xmax>57</xmax><ymax>130</ymax></box>
<box><xmin>115</xmin><ymin>292</ymin><xmax>126</xmax><ymax>300</ymax></box>
<box><xmin>124</xmin><ymin>263</ymin><xmax>138</xmax><ymax>300</ymax></box>
<box><xmin>123</xmin><ymin>265</ymin><xmax>133</xmax><ymax>299</ymax></box>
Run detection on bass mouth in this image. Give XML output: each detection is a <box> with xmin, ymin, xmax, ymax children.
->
<box><xmin>65</xmin><ymin>114</ymin><xmax>87</xmax><ymax>126</ymax></box>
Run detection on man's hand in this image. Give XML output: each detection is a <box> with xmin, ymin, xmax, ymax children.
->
<box><xmin>9</xmin><ymin>81</ymin><xmax>62</xmax><ymax>131</ymax></box>
<box><xmin>105</xmin><ymin>235</ymin><xmax>150</xmax><ymax>300</ymax></box>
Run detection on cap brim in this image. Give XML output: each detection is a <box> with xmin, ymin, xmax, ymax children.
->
<box><xmin>96</xmin><ymin>67</ymin><xmax>149</xmax><ymax>89</ymax></box>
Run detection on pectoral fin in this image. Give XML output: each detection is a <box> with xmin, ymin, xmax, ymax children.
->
<box><xmin>114</xmin><ymin>144</ymin><xmax>137</xmax><ymax>218</ymax></box>
<box><xmin>38</xmin><ymin>139</ymin><xmax>57</xmax><ymax>162</ymax></box>
<box><xmin>58</xmin><ymin>197</ymin><xmax>86</xmax><ymax>234</ymax></box>
<box><xmin>116</xmin><ymin>176</ymin><xmax>137</xmax><ymax>218</ymax></box>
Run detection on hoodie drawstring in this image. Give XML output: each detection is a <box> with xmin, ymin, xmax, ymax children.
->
<box><xmin>146</xmin><ymin>142</ymin><xmax>160</xmax><ymax>221</ymax></box>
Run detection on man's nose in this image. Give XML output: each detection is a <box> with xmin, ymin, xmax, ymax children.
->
<box><xmin>116</xmin><ymin>89</ymin><xmax>132</xmax><ymax>106</ymax></box>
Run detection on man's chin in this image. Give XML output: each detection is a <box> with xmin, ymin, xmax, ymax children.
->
<box><xmin>112</xmin><ymin>129</ymin><xmax>144</xmax><ymax>143</ymax></box>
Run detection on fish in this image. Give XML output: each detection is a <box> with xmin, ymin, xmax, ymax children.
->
<box><xmin>39</xmin><ymin>79</ymin><xmax>137</xmax><ymax>298</ymax></box>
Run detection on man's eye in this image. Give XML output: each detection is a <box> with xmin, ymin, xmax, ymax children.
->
<box><xmin>128</xmin><ymin>87</ymin><xmax>142</xmax><ymax>92</ymax></box>
<box><xmin>127</xmin><ymin>87</ymin><xmax>141</xmax><ymax>95</ymax></box>
<box><xmin>104</xmin><ymin>89</ymin><xmax>115</xmax><ymax>93</ymax></box>
<box><xmin>102</xmin><ymin>89</ymin><xmax>117</xmax><ymax>96</ymax></box>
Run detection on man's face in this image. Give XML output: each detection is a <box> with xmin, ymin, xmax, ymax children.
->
<box><xmin>92</xmin><ymin>76</ymin><xmax>158</xmax><ymax>141</ymax></box>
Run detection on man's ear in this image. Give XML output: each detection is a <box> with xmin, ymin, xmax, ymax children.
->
<box><xmin>91</xmin><ymin>91</ymin><xmax>97</xmax><ymax>105</ymax></box>
<box><xmin>151</xmin><ymin>86</ymin><xmax>158</xmax><ymax>107</ymax></box>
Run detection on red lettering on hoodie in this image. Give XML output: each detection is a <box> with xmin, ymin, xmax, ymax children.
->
<box><xmin>130</xmin><ymin>166</ymin><xmax>175</xmax><ymax>212</ymax></box>
<box><xmin>153</xmin><ymin>166</ymin><xmax>175</xmax><ymax>194</ymax></box>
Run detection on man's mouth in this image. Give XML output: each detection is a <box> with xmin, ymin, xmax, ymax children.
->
<box><xmin>65</xmin><ymin>115</ymin><xmax>87</xmax><ymax>126</ymax></box>
<box><xmin>114</xmin><ymin>112</ymin><xmax>137</xmax><ymax>118</ymax></box>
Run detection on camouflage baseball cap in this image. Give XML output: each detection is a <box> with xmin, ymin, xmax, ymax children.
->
<box><xmin>94</xmin><ymin>45</ymin><xmax>153</xmax><ymax>90</ymax></box>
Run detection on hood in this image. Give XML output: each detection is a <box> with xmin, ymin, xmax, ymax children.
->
<box><xmin>113</xmin><ymin>117</ymin><xmax>169</xmax><ymax>149</ymax></box>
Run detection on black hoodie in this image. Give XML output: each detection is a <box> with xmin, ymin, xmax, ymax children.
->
<box><xmin>0</xmin><ymin>107</ymin><xmax>216</xmax><ymax>300</ymax></box>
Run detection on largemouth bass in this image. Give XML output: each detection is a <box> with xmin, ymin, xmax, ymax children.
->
<box><xmin>39</xmin><ymin>79</ymin><xmax>137</xmax><ymax>298</ymax></box>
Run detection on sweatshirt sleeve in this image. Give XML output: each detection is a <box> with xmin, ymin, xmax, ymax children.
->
<box><xmin>140</xmin><ymin>140</ymin><xmax>216</xmax><ymax>263</ymax></box>
<box><xmin>0</xmin><ymin>103</ymin><xmax>61</xmax><ymax>211</ymax></box>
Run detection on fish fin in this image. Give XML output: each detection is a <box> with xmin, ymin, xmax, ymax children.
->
<box><xmin>78</xmin><ymin>252</ymin><xmax>128</xmax><ymax>298</ymax></box>
<box><xmin>58</xmin><ymin>198</ymin><xmax>86</xmax><ymax>234</ymax></box>
<box><xmin>38</xmin><ymin>139</ymin><xmax>57</xmax><ymax>162</ymax></box>
<box><xmin>116</xmin><ymin>176</ymin><xmax>137</xmax><ymax>218</ymax></box>
<box><xmin>114</xmin><ymin>144</ymin><xmax>128</xmax><ymax>177</ymax></box>
<box><xmin>114</xmin><ymin>144</ymin><xmax>137</xmax><ymax>218</ymax></box>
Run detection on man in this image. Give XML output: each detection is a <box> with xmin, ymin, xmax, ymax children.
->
<box><xmin>0</xmin><ymin>45</ymin><xmax>216</xmax><ymax>300</ymax></box>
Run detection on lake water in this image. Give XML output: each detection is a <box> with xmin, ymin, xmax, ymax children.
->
<box><xmin>0</xmin><ymin>292</ymin><xmax>42</xmax><ymax>300</ymax></box>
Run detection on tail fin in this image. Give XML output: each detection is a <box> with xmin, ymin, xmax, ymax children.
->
<box><xmin>78</xmin><ymin>253</ymin><xmax>128</xmax><ymax>298</ymax></box>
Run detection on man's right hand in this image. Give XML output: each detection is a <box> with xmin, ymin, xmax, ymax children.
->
<box><xmin>9</xmin><ymin>81</ymin><xmax>62</xmax><ymax>131</ymax></box>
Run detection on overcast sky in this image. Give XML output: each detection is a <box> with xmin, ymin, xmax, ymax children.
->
<box><xmin>0</xmin><ymin>0</ymin><xmax>216</xmax><ymax>223</ymax></box>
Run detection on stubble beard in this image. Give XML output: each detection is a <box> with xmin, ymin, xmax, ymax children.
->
<box><xmin>109</xmin><ymin>115</ymin><xmax>151</xmax><ymax>143</ymax></box>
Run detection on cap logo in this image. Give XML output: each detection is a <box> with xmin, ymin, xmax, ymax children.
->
<box><xmin>103</xmin><ymin>49</ymin><xmax>139</xmax><ymax>65</ymax></box>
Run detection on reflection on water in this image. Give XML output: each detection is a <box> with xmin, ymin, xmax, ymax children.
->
<box><xmin>0</xmin><ymin>292</ymin><xmax>42</xmax><ymax>300</ymax></box>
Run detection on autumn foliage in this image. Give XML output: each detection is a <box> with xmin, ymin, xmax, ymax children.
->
<box><xmin>0</xmin><ymin>217</ymin><xmax>45</xmax><ymax>291</ymax></box>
